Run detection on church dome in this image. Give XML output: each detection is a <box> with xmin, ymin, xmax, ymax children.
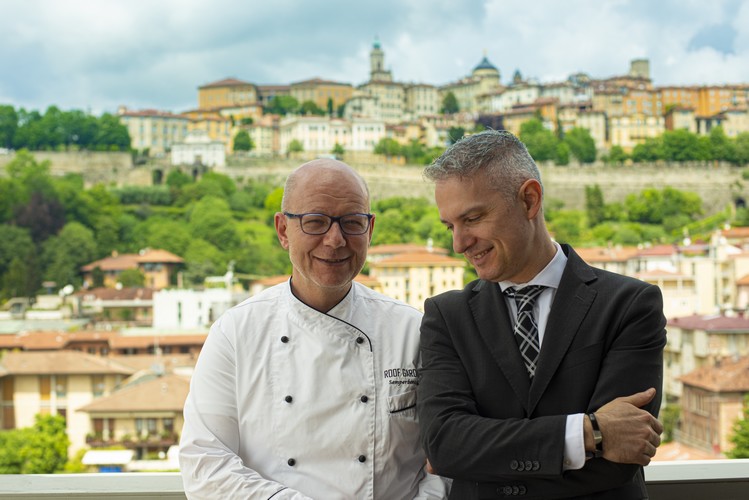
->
<box><xmin>473</xmin><ymin>56</ymin><xmax>498</xmax><ymax>72</ymax></box>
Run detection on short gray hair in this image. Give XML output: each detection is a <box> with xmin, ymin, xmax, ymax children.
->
<box><xmin>424</xmin><ymin>130</ymin><xmax>543</xmax><ymax>201</ymax></box>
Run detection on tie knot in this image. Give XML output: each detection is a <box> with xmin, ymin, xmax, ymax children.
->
<box><xmin>504</xmin><ymin>285</ymin><xmax>545</xmax><ymax>311</ymax></box>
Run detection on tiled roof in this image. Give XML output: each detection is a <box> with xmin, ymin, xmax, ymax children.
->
<box><xmin>679</xmin><ymin>355</ymin><xmax>749</xmax><ymax>392</ymax></box>
<box><xmin>81</xmin><ymin>249</ymin><xmax>183</xmax><ymax>271</ymax></box>
<box><xmin>109</xmin><ymin>354</ymin><xmax>197</xmax><ymax>373</ymax></box>
<box><xmin>109</xmin><ymin>334</ymin><xmax>207</xmax><ymax>349</ymax></box>
<box><xmin>78</xmin><ymin>373</ymin><xmax>190</xmax><ymax>413</ymax></box>
<box><xmin>668</xmin><ymin>314</ymin><xmax>749</xmax><ymax>332</ymax></box>
<box><xmin>369</xmin><ymin>244</ymin><xmax>449</xmax><ymax>256</ymax></box>
<box><xmin>135</xmin><ymin>249</ymin><xmax>184</xmax><ymax>264</ymax></box>
<box><xmin>0</xmin><ymin>351</ymin><xmax>135</xmax><ymax>376</ymax></box>
<box><xmin>373</xmin><ymin>252</ymin><xmax>466</xmax><ymax>267</ymax></box>
<box><xmin>199</xmin><ymin>78</ymin><xmax>254</xmax><ymax>89</ymax></box>
<box><xmin>119</xmin><ymin>109</ymin><xmax>187</xmax><ymax>119</ymax></box>
<box><xmin>291</xmin><ymin>78</ymin><xmax>351</xmax><ymax>86</ymax></box>
<box><xmin>575</xmin><ymin>246</ymin><xmax>638</xmax><ymax>263</ymax></box>
<box><xmin>0</xmin><ymin>330</ymin><xmax>116</xmax><ymax>350</ymax></box>
<box><xmin>76</xmin><ymin>287</ymin><xmax>155</xmax><ymax>301</ymax></box>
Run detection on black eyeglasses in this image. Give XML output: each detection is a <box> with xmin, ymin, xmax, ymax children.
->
<box><xmin>283</xmin><ymin>212</ymin><xmax>373</xmax><ymax>235</ymax></box>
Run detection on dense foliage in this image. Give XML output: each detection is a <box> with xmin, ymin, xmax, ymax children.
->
<box><xmin>727</xmin><ymin>395</ymin><xmax>749</xmax><ymax>458</ymax></box>
<box><xmin>0</xmin><ymin>105</ymin><xmax>130</xmax><ymax>151</ymax></box>
<box><xmin>0</xmin><ymin>147</ymin><xmax>739</xmax><ymax>300</ymax></box>
<box><xmin>0</xmin><ymin>414</ymin><xmax>69</xmax><ymax>473</ymax></box>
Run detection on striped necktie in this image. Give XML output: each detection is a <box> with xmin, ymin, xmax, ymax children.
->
<box><xmin>504</xmin><ymin>285</ymin><xmax>545</xmax><ymax>378</ymax></box>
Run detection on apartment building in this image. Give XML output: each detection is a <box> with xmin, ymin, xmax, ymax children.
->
<box><xmin>439</xmin><ymin>55</ymin><xmax>502</xmax><ymax>114</ymax></box>
<box><xmin>279</xmin><ymin>115</ymin><xmax>385</xmax><ymax>154</ymax></box>
<box><xmin>80</xmin><ymin>249</ymin><xmax>184</xmax><ymax>290</ymax></box>
<box><xmin>678</xmin><ymin>355</ymin><xmax>749</xmax><ymax>456</ymax></box>
<box><xmin>171</xmin><ymin>129</ymin><xmax>226</xmax><ymax>167</ymax></box>
<box><xmin>117</xmin><ymin>107</ymin><xmax>190</xmax><ymax>156</ymax></box>
<box><xmin>368</xmin><ymin>252</ymin><xmax>466</xmax><ymax>311</ymax></box>
<box><xmin>290</xmin><ymin>78</ymin><xmax>353</xmax><ymax>112</ymax></box>
<box><xmin>197</xmin><ymin>78</ymin><xmax>258</xmax><ymax>110</ymax></box>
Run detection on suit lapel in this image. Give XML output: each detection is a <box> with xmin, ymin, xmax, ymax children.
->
<box><xmin>469</xmin><ymin>280</ymin><xmax>532</xmax><ymax>409</ymax></box>
<box><xmin>529</xmin><ymin>246</ymin><xmax>597</xmax><ymax>414</ymax></box>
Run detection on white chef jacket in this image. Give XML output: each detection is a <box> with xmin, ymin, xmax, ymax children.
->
<box><xmin>180</xmin><ymin>280</ymin><xmax>448</xmax><ymax>500</ymax></box>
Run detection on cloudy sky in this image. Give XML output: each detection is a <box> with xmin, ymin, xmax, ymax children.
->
<box><xmin>1</xmin><ymin>0</ymin><xmax>747</xmax><ymax>115</ymax></box>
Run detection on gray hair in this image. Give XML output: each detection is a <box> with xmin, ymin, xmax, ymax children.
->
<box><xmin>424</xmin><ymin>130</ymin><xmax>543</xmax><ymax>201</ymax></box>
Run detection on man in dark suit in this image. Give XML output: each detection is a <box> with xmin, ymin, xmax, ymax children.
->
<box><xmin>417</xmin><ymin>130</ymin><xmax>667</xmax><ymax>499</ymax></box>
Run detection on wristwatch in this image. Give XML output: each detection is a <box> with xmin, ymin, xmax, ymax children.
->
<box><xmin>587</xmin><ymin>412</ymin><xmax>604</xmax><ymax>459</ymax></box>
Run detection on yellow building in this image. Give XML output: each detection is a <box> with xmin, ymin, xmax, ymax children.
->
<box><xmin>290</xmin><ymin>78</ymin><xmax>353</xmax><ymax>112</ymax></box>
<box><xmin>358</xmin><ymin>80</ymin><xmax>406</xmax><ymax>123</ymax></box>
<box><xmin>197</xmin><ymin>77</ymin><xmax>258</xmax><ymax>110</ymax></box>
<box><xmin>117</xmin><ymin>107</ymin><xmax>190</xmax><ymax>155</ymax></box>
<box><xmin>440</xmin><ymin>55</ymin><xmax>502</xmax><ymax>113</ymax></box>
<box><xmin>369</xmin><ymin>251</ymin><xmax>466</xmax><ymax>311</ymax></box>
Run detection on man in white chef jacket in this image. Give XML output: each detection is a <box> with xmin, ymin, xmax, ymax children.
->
<box><xmin>179</xmin><ymin>159</ymin><xmax>448</xmax><ymax>499</ymax></box>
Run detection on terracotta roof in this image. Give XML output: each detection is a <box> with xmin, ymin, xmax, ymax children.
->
<box><xmin>199</xmin><ymin>78</ymin><xmax>254</xmax><ymax>89</ymax></box>
<box><xmin>354</xmin><ymin>275</ymin><xmax>380</xmax><ymax>288</ymax></box>
<box><xmin>636</xmin><ymin>245</ymin><xmax>678</xmax><ymax>257</ymax></box>
<box><xmin>679</xmin><ymin>355</ymin><xmax>749</xmax><ymax>392</ymax></box>
<box><xmin>135</xmin><ymin>249</ymin><xmax>184</xmax><ymax>264</ymax></box>
<box><xmin>0</xmin><ymin>330</ymin><xmax>116</xmax><ymax>350</ymax></box>
<box><xmin>721</xmin><ymin>226</ymin><xmax>749</xmax><ymax>239</ymax></box>
<box><xmin>291</xmin><ymin>78</ymin><xmax>351</xmax><ymax>87</ymax></box>
<box><xmin>652</xmin><ymin>441</ymin><xmax>721</xmax><ymax>461</ymax></box>
<box><xmin>668</xmin><ymin>314</ymin><xmax>749</xmax><ymax>332</ymax></box>
<box><xmin>109</xmin><ymin>354</ymin><xmax>197</xmax><ymax>373</ymax></box>
<box><xmin>81</xmin><ymin>249</ymin><xmax>183</xmax><ymax>271</ymax></box>
<box><xmin>0</xmin><ymin>351</ymin><xmax>135</xmax><ymax>376</ymax></box>
<box><xmin>109</xmin><ymin>334</ymin><xmax>207</xmax><ymax>349</ymax></box>
<box><xmin>575</xmin><ymin>246</ymin><xmax>638</xmax><ymax>263</ymax></box>
<box><xmin>78</xmin><ymin>373</ymin><xmax>190</xmax><ymax>413</ymax></box>
<box><xmin>119</xmin><ymin>109</ymin><xmax>188</xmax><ymax>119</ymax></box>
<box><xmin>737</xmin><ymin>274</ymin><xmax>749</xmax><ymax>286</ymax></box>
<box><xmin>373</xmin><ymin>252</ymin><xmax>466</xmax><ymax>267</ymax></box>
<box><xmin>76</xmin><ymin>287</ymin><xmax>155</xmax><ymax>301</ymax></box>
<box><xmin>369</xmin><ymin>244</ymin><xmax>449</xmax><ymax>256</ymax></box>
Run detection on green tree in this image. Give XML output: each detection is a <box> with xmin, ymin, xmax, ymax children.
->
<box><xmin>327</xmin><ymin>97</ymin><xmax>334</xmax><ymax>116</ymax></box>
<box><xmin>661</xmin><ymin>129</ymin><xmax>710</xmax><ymax>161</ymax></box>
<box><xmin>727</xmin><ymin>395</ymin><xmax>749</xmax><ymax>458</ymax></box>
<box><xmin>603</xmin><ymin>145</ymin><xmax>629</xmax><ymax>164</ymax></box>
<box><xmin>374</xmin><ymin>138</ymin><xmax>401</xmax><ymax>157</ymax></box>
<box><xmin>299</xmin><ymin>100</ymin><xmax>325</xmax><ymax>116</ymax></box>
<box><xmin>441</xmin><ymin>92</ymin><xmax>459</xmax><ymax>114</ymax></box>
<box><xmin>118</xmin><ymin>268</ymin><xmax>145</xmax><ymax>287</ymax></box>
<box><xmin>332</xmin><ymin>143</ymin><xmax>345</xmax><ymax>156</ymax></box>
<box><xmin>735</xmin><ymin>133</ymin><xmax>749</xmax><ymax>165</ymax></box>
<box><xmin>188</xmin><ymin>196</ymin><xmax>240</xmax><ymax>251</ymax></box>
<box><xmin>166</xmin><ymin>169</ymin><xmax>193</xmax><ymax>190</ymax></box>
<box><xmin>564</xmin><ymin>127</ymin><xmax>597</xmax><ymax>163</ymax></box>
<box><xmin>41</xmin><ymin>221</ymin><xmax>97</xmax><ymax>289</ymax></box>
<box><xmin>708</xmin><ymin>126</ymin><xmax>737</xmax><ymax>163</ymax></box>
<box><xmin>0</xmin><ymin>414</ymin><xmax>69</xmax><ymax>473</ymax></box>
<box><xmin>555</xmin><ymin>142</ymin><xmax>570</xmax><ymax>166</ymax></box>
<box><xmin>519</xmin><ymin>119</ymin><xmax>558</xmax><ymax>162</ymax></box>
<box><xmin>631</xmin><ymin>137</ymin><xmax>664</xmax><ymax>162</ymax></box>
<box><xmin>233</xmin><ymin>130</ymin><xmax>254</xmax><ymax>152</ymax></box>
<box><xmin>585</xmin><ymin>185</ymin><xmax>606</xmax><ymax>226</ymax></box>
<box><xmin>183</xmin><ymin>239</ymin><xmax>226</xmax><ymax>285</ymax></box>
<box><xmin>264</xmin><ymin>187</ymin><xmax>284</xmax><ymax>213</ymax></box>
<box><xmin>0</xmin><ymin>105</ymin><xmax>18</xmax><ymax>149</ymax></box>
<box><xmin>266</xmin><ymin>95</ymin><xmax>299</xmax><ymax>116</ymax></box>
<box><xmin>447</xmin><ymin>127</ymin><xmax>465</xmax><ymax>145</ymax></box>
<box><xmin>287</xmin><ymin>139</ymin><xmax>304</xmax><ymax>154</ymax></box>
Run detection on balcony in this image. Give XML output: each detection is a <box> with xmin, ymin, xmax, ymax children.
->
<box><xmin>0</xmin><ymin>460</ymin><xmax>747</xmax><ymax>499</ymax></box>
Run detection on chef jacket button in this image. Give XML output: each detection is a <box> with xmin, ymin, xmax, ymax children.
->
<box><xmin>532</xmin><ymin>460</ymin><xmax>540</xmax><ymax>471</ymax></box>
<box><xmin>280</xmin><ymin>336</ymin><xmax>289</xmax><ymax>343</ymax></box>
<box><xmin>519</xmin><ymin>486</ymin><xmax>527</xmax><ymax>495</ymax></box>
<box><xmin>517</xmin><ymin>461</ymin><xmax>525</xmax><ymax>471</ymax></box>
<box><xmin>510</xmin><ymin>460</ymin><xmax>518</xmax><ymax>470</ymax></box>
<box><xmin>284</xmin><ymin>395</ymin><xmax>293</xmax><ymax>403</ymax></box>
<box><xmin>358</xmin><ymin>455</ymin><xmax>366</xmax><ymax>463</ymax></box>
<box><xmin>512</xmin><ymin>485</ymin><xmax>519</xmax><ymax>495</ymax></box>
<box><xmin>287</xmin><ymin>458</ymin><xmax>296</xmax><ymax>466</ymax></box>
<box><xmin>356</xmin><ymin>337</ymin><xmax>364</xmax><ymax>344</ymax></box>
<box><xmin>524</xmin><ymin>460</ymin><xmax>533</xmax><ymax>471</ymax></box>
<box><xmin>360</xmin><ymin>395</ymin><xmax>368</xmax><ymax>403</ymax></box>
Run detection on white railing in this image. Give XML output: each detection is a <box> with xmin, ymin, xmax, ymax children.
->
<box><xmin>1</xmin><ymin>460</ymin><xmax>748</xmax><ymax>499</ymax></box>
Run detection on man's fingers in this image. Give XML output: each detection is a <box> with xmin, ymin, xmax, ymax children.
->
<box><xmin>615</xmin><ymin>387</ymin><xmax>657</xmax><ymax>408</ymax></box>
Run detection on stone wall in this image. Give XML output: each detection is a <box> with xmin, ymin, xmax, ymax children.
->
<box><xmin>2</xmin><ymin>151</ymin><xmax>746</xmax><ymax>214</ymax></box>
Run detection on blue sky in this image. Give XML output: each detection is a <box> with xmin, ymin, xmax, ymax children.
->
<box><xmin>1</xmin><ymin>0</ymin><xmax>747</xmax><ymax>115</ymax></box>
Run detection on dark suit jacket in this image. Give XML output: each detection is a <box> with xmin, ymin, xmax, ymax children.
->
<box><xmin>417</xmin><ymin>244</ymin><xmax>667</xmax><ymax>499</ymax></box>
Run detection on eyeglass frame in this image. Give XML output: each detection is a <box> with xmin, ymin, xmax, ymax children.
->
<box><xmin>283</xmin><ymin>211</ymin><xmax>374</xmax><ymax>235</ymax></box>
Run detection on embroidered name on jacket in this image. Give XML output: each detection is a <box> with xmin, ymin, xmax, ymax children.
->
<box><xmin>384</xmin><ymin>367</ymin><xmax>418</xmax><ymax>385</ymax></box>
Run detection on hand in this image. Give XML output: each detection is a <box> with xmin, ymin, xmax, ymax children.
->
<box><xmin>592</xmin><ymin>388</ymin><xmax>663</xmax><ymax>466</ymax></box>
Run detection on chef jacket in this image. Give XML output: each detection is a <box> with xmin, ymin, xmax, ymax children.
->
<box><xmin>180</xmin><ymin>280</ymin><xmax>448</xmax><ymax>499</ymax></box>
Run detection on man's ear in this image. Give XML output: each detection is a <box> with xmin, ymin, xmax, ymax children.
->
<box><xmin>274</xmin><ymin>212</ymin><xmax>290</xmax><ymax>250</ymax></box>
<box><xmin>367</xmin><ymin>214</ymin><xmax>376</xmax><ymax>245</ymax></box>
<box><xmin>520</xmin><ymin>179</ymin><xmax>543</xmax><ymax>219</ymax></box>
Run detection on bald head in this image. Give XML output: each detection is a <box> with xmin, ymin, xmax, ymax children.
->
<box><xmin>281</xmin><ymin>159</ymin><xmax>370</xmax><ymax>212</ymax></box>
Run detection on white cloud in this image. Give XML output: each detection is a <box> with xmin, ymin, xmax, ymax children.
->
<box><xmin>1</xmin><ymin>0</ymin><xmax>747</xmax><ymax>114</ymax></box>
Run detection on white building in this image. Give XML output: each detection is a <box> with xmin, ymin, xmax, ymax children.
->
<box><xmin>152</xmin><ymin>287</ymin><xmax>249</xmax><ymax>330</ymax></box>
<box><xmin>279</xmin><ymin>116</ymin><xmax>385</xmax><ymax>154</ymax></box>
<box><xmin>170</xmin><ymin>130</ymin><xmax>226</xmax><ymax>167</ymax></box>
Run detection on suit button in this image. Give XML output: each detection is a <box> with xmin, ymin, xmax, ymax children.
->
<box><xmin>532</xmin><ymin>461</ymin><xmax>540</xmax><ymax>471</ymax></box>
<box><xmin>510</xmin><ymin>460</ymin><xmax>519</xmax><ymax>470</ymax></box>
<box><xmin>524</xmin><ymin>460</ymin><xmax>533</xmax><ymax>471</ymax></box>
<box><xmin>280</xmin><ymin>336</ymin><xmax>289</xmax><ymax>343</ymax></box>
<box><xmin>356</xmin><ymin>337</ymin><xmax>364</xmax><ymax>344</ymax></box>
<box><xmin>358</xmin><ymin>455</ymin><xmax>366</xmax><ymax>463</ymax></box>
<box><xmin>284</xmin><ymin>395</ymin><xmax>292</xmax><ymax>403</ymax></box>
<box><xmin>517</xmin><ymin>461</ymin><xmax>525</xmax><ymax>471</ymax></box>
<box><xmin>287</xmin><ymin>458</ymin><xmax>295</xmax><ymax>466</ymax></box>
<box><xmin>360</xmin><ymin>395</ymin><xmax>368</xmax><ymax>403</ymax></box>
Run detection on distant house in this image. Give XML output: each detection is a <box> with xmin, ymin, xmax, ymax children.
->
<box><xmin>75</xmin><ymin>287</ymin><xmax>154</xmax><ymax>326</ymax></box>
<box><xmin>80</xmin><ymin>249</ymin><xmax>184</xmax><ymax>290</ymax></box>
<box><xmin>678</xmin><ymin>355</ymin><xmax>749</xmax><ymax>456</ymax></box>
<box><xmin>171</xmin><ymin>129</ymin><xmax>226</xmax><ymax>167</ymax></box>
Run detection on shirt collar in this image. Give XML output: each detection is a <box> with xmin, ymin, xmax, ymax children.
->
<box><xmin>499</xmin><ymin>241</ymin><xmax>567</xmax><ymax>293</ymax></box>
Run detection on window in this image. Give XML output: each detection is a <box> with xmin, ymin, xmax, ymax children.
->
<box><xmin>147</xmin><ymin>418</ymin><xmax>158</xmax><ymax>435</ymax></box>
<box><xmin>92</xmin><ymin>375</ymin><xmax>105</xmax><ymax>397</ymax></box>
